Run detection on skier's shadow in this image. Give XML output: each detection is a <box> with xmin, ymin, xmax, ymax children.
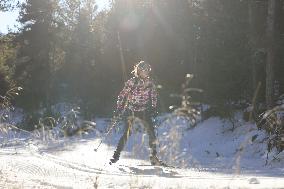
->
<box><xmin>118</xmin><ymin>165</ymin><xmax>182</xmax><ymax>178</ymax></box>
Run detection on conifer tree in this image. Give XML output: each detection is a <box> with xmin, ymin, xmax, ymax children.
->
<box><xmin>14</xmin><ymin>0</ymin><xmax>57</xmax><ymax>109</ymax></box>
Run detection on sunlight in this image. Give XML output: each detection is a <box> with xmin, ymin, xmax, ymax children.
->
<box><xmin>96</xmin><ymin>0</ymin><xmax>111</xmax><ymax>10</ymax></box>
<box><xmin>151</xmin><ymin>4</ymin><xmax>175</xmax><ymax>38</ymax></box>
<box><xmin>0</xmin><ymin>7</ymin><xmax>20</xmax><ymax>33</ymax></box>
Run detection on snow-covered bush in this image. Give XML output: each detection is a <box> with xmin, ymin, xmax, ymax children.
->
<box><xmin>19</xmin><ymin>103</ymin><xmax>95</xmax><ymax>141</ymax></box>
<box><xmin>257</xmin><ymin>103</ymin><xmax>284</xmax><ymax>162</ymax></box>
<box><xmin>0</xmin><ymin>86</ymin><xmax>22</xmax><ymax>122</ymax></box>
<box><xmin>168</xmin><ymin>74</ymin><xmax>202</xmax><ymax>128</ymax></box>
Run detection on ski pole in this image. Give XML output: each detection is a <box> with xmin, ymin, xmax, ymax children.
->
<box><xmin>94</xmin><ymin>111</ymin><xmax>124</xmax><ymax>151</ymax></box>
<box><xmin>94</xmin><ymin>92</ymin><xmax>130</xmax><ymax>151</ymax></box>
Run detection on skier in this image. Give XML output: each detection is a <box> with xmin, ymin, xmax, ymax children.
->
<box><xmin>110</xmin><ymin>60</ymin><xmax>166</xmax><ymax>166</ymax></box>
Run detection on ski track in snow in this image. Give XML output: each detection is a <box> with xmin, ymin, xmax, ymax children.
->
<box><xmin>0</xmin><ymin>116</ymin><xmax>284</xmax><ymax>188</ymax></box>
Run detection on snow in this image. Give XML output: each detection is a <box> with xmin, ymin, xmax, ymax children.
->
<box><xmin>0</xmin><ymin>112</ymin><xmax>284</xmax><ymax>189</ymax></box>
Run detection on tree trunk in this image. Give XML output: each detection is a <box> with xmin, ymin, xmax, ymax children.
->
<box><xmin>266</xmin><ymin>0</ymin><xmax>276</xmax><ymax>109</ymax></box>
<box><xmin>274</xmin><ymin>0</ymin><xmax>283</xmax><ymax>99</ymax></box>
<box><xmin>248</xmin><ymin>0</ymin><xmax>258</xmax><ymax>93</ymax></box>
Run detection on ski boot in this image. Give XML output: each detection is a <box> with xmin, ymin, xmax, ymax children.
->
<box><xmin>109</xmin><ymin>152</ymin><xmax>120</xmax><ymax>165</ymax></box>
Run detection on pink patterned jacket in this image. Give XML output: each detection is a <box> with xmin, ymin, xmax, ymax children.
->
<box><xmin>117</xmin><ymin>77</ymin><xmax>158</xmax><ymax>112</ymax></box>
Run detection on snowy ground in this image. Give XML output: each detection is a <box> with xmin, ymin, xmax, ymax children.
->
<box><xmin>0</xmin><ymin>113</ymin><xmax>284</xmax><ymax>189</ymax></box>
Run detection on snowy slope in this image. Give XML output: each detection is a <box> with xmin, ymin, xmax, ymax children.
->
<box><xmin>0</xmin><ymin>114</ymin><xmax>284</xmax><ymax>189</ymax></box>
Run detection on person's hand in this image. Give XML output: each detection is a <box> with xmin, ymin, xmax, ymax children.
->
<box><xmin>115</xmin><ymin>103</ymin><xmax>124</xmax><ymax>115</ymax></box>
<box><xmin>150</xmin><ymin>107</ymin><xmax>158</xmax><ymax>118</ymax></box>
<box><xmin>148</xmin><ymin>107</ymin><xmax>158</xmax><ymax>126</ymax></box>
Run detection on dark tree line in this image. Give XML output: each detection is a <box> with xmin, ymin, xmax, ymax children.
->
<box><xmin>0</xmin><ymin>0</ymin><xmax>283</xmax><ymax>118</ymax></box>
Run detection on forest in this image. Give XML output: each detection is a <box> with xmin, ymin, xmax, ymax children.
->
<box><xmin>0</xmin><ymin>0</ymin><xmax>283</xmax><ymax>116</ymax></box>
<box><xmin>0</xmin><ymin>1</ymin><xmax>284</xmax><ymax>188</ymax></box>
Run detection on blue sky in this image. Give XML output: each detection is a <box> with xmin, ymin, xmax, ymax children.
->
<box><xmin>0</xmin><ymin>0</ymin><xmax>110</xmax><ymax>34</ymax></box>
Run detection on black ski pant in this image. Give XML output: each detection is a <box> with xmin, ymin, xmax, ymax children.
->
<box><xmin>112</xmin><ymin>110</ymin><xmax>157</xmax><ymax>160</ymax></box>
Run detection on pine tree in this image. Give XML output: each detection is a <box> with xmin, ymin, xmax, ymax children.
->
<box><xmin>14</xmin><ymin>0</ymin><xmax>57</xmax><ymax>110</ymax></box>
<box><xmin>0</xmin><ymin>34</ymin><xmax>16</xmax><ymax>96</ymax></box>
<box><xmin>62</xmin><ymin>7</ymin><xmax>96</xmax><ymax>98</ymax></box>
<box><xmin>265</xmin><ymin>0</ymin><xmax>276</xmax><ymax>109</ymax></box>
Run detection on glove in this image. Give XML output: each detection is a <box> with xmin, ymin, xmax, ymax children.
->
<box><xmin>147</xmin><ymin>107</ymin><xmax>158</xmax><ymax>126</ymax></box>
<box><xmin>112</xmin><ymin>108</ymin><xmax>121</xmax><ymax>118</ymax></box>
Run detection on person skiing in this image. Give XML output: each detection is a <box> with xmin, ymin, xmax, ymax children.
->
<box><xmin>110</xmin><ymin>60</ymin><xmax>165</xmax><ymax>166</ymax></box>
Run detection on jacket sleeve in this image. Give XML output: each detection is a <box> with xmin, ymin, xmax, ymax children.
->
<box><xmin>150</xmin><ymin>82</ymin><xmax>158</xmax><ymax>109</ymax></box>
<box><xmin>117</xmin><ymin>78</ymin><xmax>134</xmax><ymax>110</ymax></box>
